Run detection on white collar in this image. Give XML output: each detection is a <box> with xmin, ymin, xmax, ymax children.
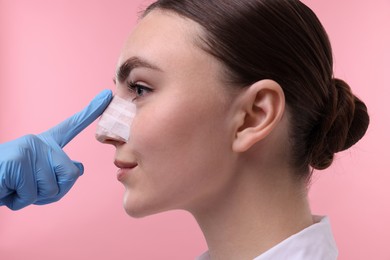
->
<box><xmin>196</xmin><ymin>215</ymin><xmax>338</xmax><ymax>260</ymax></box>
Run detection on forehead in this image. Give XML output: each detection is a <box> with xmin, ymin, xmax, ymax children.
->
<box><xmin>118</xmin><ymin>10</ymin><xmax>204</xmax><ymax>68</ymax></box>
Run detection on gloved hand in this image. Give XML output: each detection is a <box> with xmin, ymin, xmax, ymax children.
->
<box><xmin>0</xmin><ymin>89</ymin><xmax>112</xmax><ymax>210</ymax></box>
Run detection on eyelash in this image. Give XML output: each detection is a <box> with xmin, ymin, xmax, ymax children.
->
<box><xmin>126</xmin><ymin>81</ymin><xmax>153</xmax><ymax>100</ymax></box>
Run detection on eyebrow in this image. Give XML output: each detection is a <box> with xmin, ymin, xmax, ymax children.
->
<box><xmin>115</xmin><ymin>57</ymin><xmax>162</xmax><ymax>83</ymax></box>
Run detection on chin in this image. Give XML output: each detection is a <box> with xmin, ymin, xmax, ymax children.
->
<box><xmin>123</xmin><ymin>195</ymin><xmax>147</xmax><ymax>218</ymax></box>
<box><xmin>122</xmin><ymin>193</ymin><xmax>161</xmax><ymax>218</ymax></box>
<box><xmin>123</xmin><ymin>203</ymin><xmax>168</xmax><ymax>218</ymax></box>
<box><xmin>124</xmin><ymin>206</ymin><xmax>148</xmax><ymax>218</ymax></box>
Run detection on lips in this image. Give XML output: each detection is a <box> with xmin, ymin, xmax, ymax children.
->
<box><xmin>114</xmin><ymin>160</ymin><xmax>138</xmax><ymax>181</ymax></box>
<box><xmin>114</xmin><ymin>160</ymin><xmax>138</xmax><ymax>169</ymax></box>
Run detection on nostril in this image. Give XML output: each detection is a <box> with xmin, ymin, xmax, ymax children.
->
<box><xmin>95</xmin><ymin>133</ymin><xmax>108</xmax><ymax>143</ymax></box>
<box><xmin>95</xmin><ymin>133</ymin><xmax>116</xmax><ymax>144</ymax></box>
<box><xmin>95</xmin><ymin>129</ymin><xmax>128</xmax><ymax>145</ymax></box>
<box><xmin>95</xmin><ymin>135</ymin><xmax>120</xmax><ymax>146</ymax></box>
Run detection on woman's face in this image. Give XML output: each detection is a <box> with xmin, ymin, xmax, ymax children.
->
<box><xmin>99</xmin><ymin>10</ymin><xmax>240</xmax><ymax>217</ymax></box>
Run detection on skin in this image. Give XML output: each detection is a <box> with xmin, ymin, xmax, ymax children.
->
<box><xmin>97</xmin><ymin>10</ymin><xmax>313</xmax><ymax>260</ymax></box>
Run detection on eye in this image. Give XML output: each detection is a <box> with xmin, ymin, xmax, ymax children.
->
<box><xmin>126</xmin><ymin>81</ymin><xmax>153</xmax><ymax>100</ymax></box>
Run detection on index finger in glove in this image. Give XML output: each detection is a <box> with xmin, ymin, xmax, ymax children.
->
<box><xmin>39</xmin><ymin>89</ymin><xmax>112</xmax><ymax>148</ymax></box>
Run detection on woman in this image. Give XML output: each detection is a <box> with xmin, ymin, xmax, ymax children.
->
<box><xmin>96</xmin><ymin>0</ymin><xmax>369</xmax><ymax>259</ymax></box>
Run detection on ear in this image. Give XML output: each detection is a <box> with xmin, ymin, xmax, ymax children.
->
<box><xmin>232</xmin><ymin>79</ymin><xmax>285</xmax><ymax>152</ymax></box>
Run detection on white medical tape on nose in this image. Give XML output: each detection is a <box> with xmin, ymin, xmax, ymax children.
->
<box><xmin>96</xmin><ymin>95</ymin><xmax>136</xmax><ymax>143</ymax></box>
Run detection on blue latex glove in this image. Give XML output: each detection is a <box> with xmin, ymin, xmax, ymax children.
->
<box><xmin>0</xmin><ymin>89</ymin><xmax>112</xmax><ymax>210</ymax></box>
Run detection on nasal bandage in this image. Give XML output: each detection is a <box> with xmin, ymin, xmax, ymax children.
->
<box><xmin>95</xmin><ymin>95</ymin><xmax>136</xmax><ymax>143</ymax></box>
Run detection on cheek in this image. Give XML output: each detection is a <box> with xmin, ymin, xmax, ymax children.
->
<box><xmin>130</xmin><ymin>97</ymin><xmax>231</xmax><ymax>183</ymax></box>
<box><xmin>131</xmin><ymin>101</ymin><xmax>203</xmax><ymax>162</ymax></box>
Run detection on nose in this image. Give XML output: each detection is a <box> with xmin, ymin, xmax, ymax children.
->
<box><xmin>95</xmin><ymin>95</ymin><xmax>136</xmax><ymax>144</ymax></box>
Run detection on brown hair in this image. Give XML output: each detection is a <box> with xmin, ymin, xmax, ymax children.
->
<box><xmin>144</xmin><ymin>0</ymin><xmax>369</xmax><ymax>178</ymax></box>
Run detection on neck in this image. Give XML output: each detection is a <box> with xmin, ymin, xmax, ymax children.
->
<box><xmin>191</xmin><ymin>168</ymin><xmax>313</xmax><ymax>260</ymax></box>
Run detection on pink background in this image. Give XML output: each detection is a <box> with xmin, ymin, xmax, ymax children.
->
<box><xmin>0</xmin><ymin>0</ymin><xmax>389</xmax><ymax>259</ymax></box>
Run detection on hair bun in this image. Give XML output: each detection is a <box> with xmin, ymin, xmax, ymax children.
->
<box><xmin>310</xmin><ymin>78</ymin><xmax>369</xmax><ymax>170</ymax></box>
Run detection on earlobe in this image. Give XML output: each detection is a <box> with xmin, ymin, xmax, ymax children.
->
<box><xmin>232</xmin><ymin>80</ymin><xmax>285</xmax><ymax>152</ymax></box>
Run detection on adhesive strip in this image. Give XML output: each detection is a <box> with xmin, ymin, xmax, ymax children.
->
<box><xmin>95</xmin><ymin>95</ymin><xmax>136</xmax><ymax>143</ymax></box>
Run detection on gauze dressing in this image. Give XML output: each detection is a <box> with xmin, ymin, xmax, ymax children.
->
<box><xmin>95</xmin><ymin>95</ymin><xmax>136</xmax><ymax>143</ymax></box>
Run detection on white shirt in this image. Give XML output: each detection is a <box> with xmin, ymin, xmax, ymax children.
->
<box><xmin>196</xmin><ymin>216</ymin><xmax>338</xmax><ymax>260</ymax></box>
